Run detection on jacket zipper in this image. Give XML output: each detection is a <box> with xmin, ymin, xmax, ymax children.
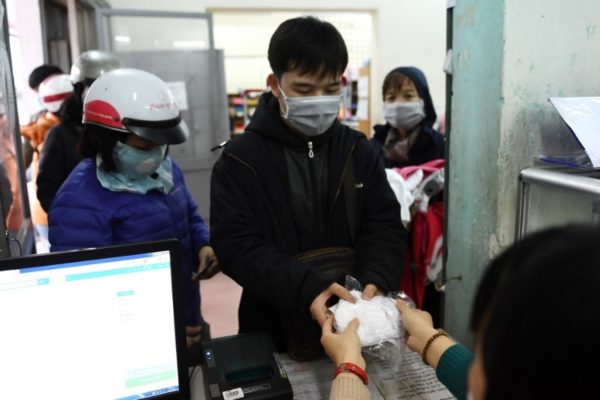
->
<box><xmin>306</xmin><ymin>143</ymin><xmax>322</xmax><ymax>243</ymax></box>
<box><xmin>308</xmin><ymin>141</ymin><xmax>314</xmax><ymax>158</ymax></box>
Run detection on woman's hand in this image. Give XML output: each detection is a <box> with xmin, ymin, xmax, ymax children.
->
<box><xmin>397</xmin><ymin>300</ymin><xmax>456</xmax><ymax>368</ymax></box>
<box><xmin>321</xmin><ymin>316</ymin><xmax>365</xmax><ymax>369</ymax></box>
<box><xmin>396</xmin><ymin>300</ymin><xmax>437</xmax><ymax>354</ymax></box>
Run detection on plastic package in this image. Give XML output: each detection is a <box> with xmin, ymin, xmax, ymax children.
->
<box><xmin>328</xmin><ymin>276</ymin><xmax>416</xmax><ymax>365</ymax></box>
<box><xmin>330</xmin><ymin>289</ymin><xmax>400</xmax><ymax>346</ymax></box>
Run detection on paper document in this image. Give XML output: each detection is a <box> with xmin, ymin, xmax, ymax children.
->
<box><xmin>367</xmin><ymin>350</ymin><xmax>456</xmax><ymax>400</ymax></box>
<box><xmin>280</xmin><ymin>350</ymin><xmax>455</xmax><ymax>400</ymax></box>
<box><xmin>357</xmin><ymin>99</ymin><xmax>369</xmax><ymax>121</ymax></box>
<box><xmin>549</xmin><ymin>97</ymin><xmax>600</xmax><ymax>167</ymax></box>
<box><xmin>166</xmin><ymin>81</ymin><xmax>189</xmax><ymax>111</ymax></box>
<box><xmin>358</xmin><ymin>76</ymin><xmax>369</xmax><ymax>98</ymax></box>
<box><xmin>279</xmin><ymin>355</ymin><xmax>384</xmax><ymax>400</ymax></box>
<box><xmin>443</xmin><ymin>49</ymin><xmax>453</xmax><ymax>75</ymax></box>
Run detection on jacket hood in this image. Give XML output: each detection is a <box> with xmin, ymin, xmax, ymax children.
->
<box><xmin>389</xmin><ymin>66</ymin><xmax>437</xmax><ymax>128</ymax></box>
<box><xmin>246</xmin><ymin>91</ymin><xmax>340</xmax><ymax>149</ymax></box>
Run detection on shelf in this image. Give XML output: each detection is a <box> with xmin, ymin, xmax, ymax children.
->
<box><xmin>227</xmin><ymin>89</ymin><xmax>265</xmax><ymax>137</ymax></box>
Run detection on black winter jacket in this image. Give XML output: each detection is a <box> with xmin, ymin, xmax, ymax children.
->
<box><xmin>210</xmin><ymin>92</ymin><xmax>406</xmax><ymax>351</ymax></box>
<box><xmin>37</xmin><ymin>122</ymin><xmax>82</xmax><ymax>212</ymax></box>
<box><xmin>371</xmin><ymin>122</ymin><xmax>445</xmax><ymax>169</ymax></box>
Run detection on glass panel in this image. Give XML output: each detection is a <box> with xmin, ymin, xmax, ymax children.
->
<box><xmin>99</xmin><ymin>11</ymin><xmax>227</xmax><ymax>219</ymax></box>
<box><xmin>0</xmin><ymin>17</ymin><xmax>31</xmax><ymax>257</ymax></box>
<box><xmin>108</xmin><ymin>16</ymin><xmax>210</xmax><ymax>52</ymax></box>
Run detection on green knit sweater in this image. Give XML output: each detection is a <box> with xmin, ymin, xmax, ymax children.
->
<box><xmin>435</xmin><ymin>343</ymin><xmax>475</xmax><ymax>400</ymax></box>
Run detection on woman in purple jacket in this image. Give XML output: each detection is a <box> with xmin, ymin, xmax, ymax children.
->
<box><xmin>49</xmin><ymin>68</ymin><xmax>218</xmax><ymax>348</ymax></box>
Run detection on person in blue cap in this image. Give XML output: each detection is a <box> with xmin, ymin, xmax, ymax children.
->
<box><xmin>371</xmin><ymin>66</ymin><xmax>445</xmax><ymax>168</ymax></box>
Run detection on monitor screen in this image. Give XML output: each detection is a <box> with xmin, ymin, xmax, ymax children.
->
<box><xmin>0</xmin><ymin>240</ymin><xmax>189</xmax><ymax>400</ymax></box>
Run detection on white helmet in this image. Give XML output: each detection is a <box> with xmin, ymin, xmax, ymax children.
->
<box><xmin>71</xmin><ymin>50</ymin><xmax>123</xmax><ymax>85</ymax></box>
<box><xmin>39</xmin><ymin>74</ymin><xmax>74</xmax><ymax>112</ymax></box>
<box><xmin>83</xmin><ymin>68</ymin><xmax>188</xmax><ymax>144</ymax></box>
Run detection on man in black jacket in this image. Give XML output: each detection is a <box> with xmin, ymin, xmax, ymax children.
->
<box><xmin>210</xmin><ymin>16</ymin><xmax>406</xmax><ymax>357</ymax></box>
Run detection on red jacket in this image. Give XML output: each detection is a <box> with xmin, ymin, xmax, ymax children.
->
<box><xmin>397</xmin><ymin>159</ymin><xmax>444</xmax><ymax>308</ymax></box>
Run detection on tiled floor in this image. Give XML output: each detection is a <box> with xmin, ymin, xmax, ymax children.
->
<box><xmin>200</xmin><ymin>272</ymin><xmax>243</xmax><ymax>338</ymax></box>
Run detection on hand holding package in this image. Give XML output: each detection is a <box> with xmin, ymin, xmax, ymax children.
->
<box><xmin>329</xmin><ymin>290</ymin><xmax>401</xmax><ymax>347</ymax></box>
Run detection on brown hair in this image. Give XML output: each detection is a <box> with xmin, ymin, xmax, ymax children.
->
<box><xmin>382</xmin><ymin>71</ymin><xmax>412</xmax><ymax>99</ymax></box>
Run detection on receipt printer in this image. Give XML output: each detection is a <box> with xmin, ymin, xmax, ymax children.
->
<box><xmin>201</xmin><ymin>332</ymin><xmax>293</xmax><ymax>400</ymax></box>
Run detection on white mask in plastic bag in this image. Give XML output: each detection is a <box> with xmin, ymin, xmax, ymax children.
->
<box><xmin>278</xmin><ymin>85</ymin><xmax>340</xmax><ymax>137</ymax></box>
<box><xmin>383</xmin><ymin>100</ymin><xmax>426</xmax><ymax>130</ymax></box>
<box><xmin>329</xmin><ymin>290</ymin><xmax>401</xmax><ymax>346</ymax></box>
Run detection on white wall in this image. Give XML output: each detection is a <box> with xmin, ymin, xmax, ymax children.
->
<box><xmin>212</xmin><ymin>11</ymin><xmax>374</xmax><ymax>95</ymax></box>
<box><xmin>107</xmin><ymin>0</ymin><xmax>447</xmax><ymax>127</ymax></box>
<box><xmin>6</xmin><ymin>0</ymin><xmax>45</xmax><ymax>122</ymax></box>
<box><xmin>496</xmin><ymin>0</ymin><xmax>600</xmax><ymax>245</ymax></box>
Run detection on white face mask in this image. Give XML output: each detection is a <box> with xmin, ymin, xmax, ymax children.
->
<box><xmin>383</xmin><ymin>100</ymin><xmax>426</xmax><ymax>130</ymax></box>
<box><xmin>278</xmin><ymin>85</ymin><xmax>341</xmax><ymax>137</ymax></box>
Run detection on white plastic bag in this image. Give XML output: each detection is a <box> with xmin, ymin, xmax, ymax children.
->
<box><xmin>328</xmin><ymin>276</ymin><xmax>416</xmax><ymax>365</ymax></box>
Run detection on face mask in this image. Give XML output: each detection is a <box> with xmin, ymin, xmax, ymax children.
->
<box><xmin>113</xmin><ymin>141</ymin><xmax>166</xmax><ymax>180</ymax></box>
<box><xmin>279</xmin><ymin>85</ymin><xmax>340</xmax><ymax>137</ymax></box>
<box><xmin>383</xmin><ymin>100</ymin><xmax>426</xmax><ymax>130</ymax></box>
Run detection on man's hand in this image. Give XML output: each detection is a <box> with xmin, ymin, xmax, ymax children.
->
<box><xmin>310</xmin><ymin>283</ymin><xmax>355</xmax><ymax>326</ymax></box>
<box><xmin>321</xmin><ymin>316</ymin><xmax>365</xmax><ymax>369</ymax></box>
<box><xmin>186</xmin><ymin>326</ymin><xmax>203</xmax><ymax>349</ymax></box>
<box><xmin>361</xmin><ymin>283</ymin><xmax>383</xmax><ymax>300</ymax></box>
<box><xmin>192</xmin><ymin>246</ymin><xmax>220</xmax><ymax>281</ymax></box>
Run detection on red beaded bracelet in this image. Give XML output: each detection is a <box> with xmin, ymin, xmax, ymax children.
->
<box><xmin>334</xmin><ymin>362</ymin><xmax>368</xmax><ymax>385</ymax></box>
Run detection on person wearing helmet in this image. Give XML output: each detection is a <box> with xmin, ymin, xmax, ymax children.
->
<box><xmin>28</xmin><ymin>64</ymin><xmax>64</xmax><ymax>93</ymax></box>
<box><xmin>20</xmin><ymin>74</ymin><xmax>73</xmax><ymax>252</ymax></box>
<box><xmin>48</xmin><ymin>68</ymin><xmax>216</xmax><ymax>348</ymax></box>
<box><xmin>20</xmin><ymin>64</ymin><xmax>64</xmax><ymax>169</ymax></box>
<box><xmin>10</xmin><ymin>64</ymin><xmax>62</xmax><ymax>241</ymax></box>
<box><xmin>37</xmin><ymin>50</ymin><xmax>122</xmax><ymax>213</ymax></box>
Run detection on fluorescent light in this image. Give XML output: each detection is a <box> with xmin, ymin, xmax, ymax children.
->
<box><xmin>114</xmin><ymin>35</ymin><xmax>131</xmax><ymax>43</ymax></box>
<box><xmin>173</xmin><ymin>40</ymin><xmax>206</xmax><ymax>48</ymax></box>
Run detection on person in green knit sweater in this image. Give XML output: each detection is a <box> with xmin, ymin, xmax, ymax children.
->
<box><xmin>323</xmin><ymin>225</ymin><xmax>600</xmax><ymax>399</ymax></box>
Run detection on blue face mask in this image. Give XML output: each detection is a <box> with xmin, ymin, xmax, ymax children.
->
<box><xmin>96</xmin><ymin>141</ymin><xmax>173</xmax><ymax>194</ymax></box>
<box><xmin>113</xmin><ymin>141</ymin><xmax>166</xmax><ymax>180</ymax></box>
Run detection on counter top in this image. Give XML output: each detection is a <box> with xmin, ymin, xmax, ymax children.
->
<box><xmin>189</xmin><ymin>348</ymin><xmax>455</xmax><ymax>400</ymax></box>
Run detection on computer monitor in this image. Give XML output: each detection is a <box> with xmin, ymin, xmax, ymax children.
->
<box><xmin>0</xmin><ymin>240</ymin><xmax>190</xmax><ymax>400</ymax></box>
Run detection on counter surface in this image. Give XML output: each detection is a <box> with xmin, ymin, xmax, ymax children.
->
<box><xmin>189</xmin><ymin>348</ymin><xmax>455</xmax><ymax>400</ymax></box>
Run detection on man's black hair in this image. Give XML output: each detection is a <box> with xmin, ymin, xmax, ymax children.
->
<box><xmin>470</xmin><ymin>225</ymin><xmax>600</xmax><ymax>399</ymax></box>
<box><xmin>28</xmin><ymin>64</ymin><xmax>63</xmax><ymax>89</ymax></box>
<box><xmin>268</xmin><ymin>16</ymin><xmax>348</xmax><ymax>80</ymax></box>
